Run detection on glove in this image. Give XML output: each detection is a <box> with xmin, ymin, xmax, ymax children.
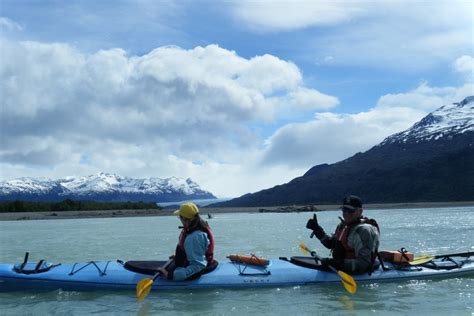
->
<box><xmin>305</xmin><ymin>214</ymin><xmax>319</xmax><ymax>231</ymax></box>
<box><xmin>320</xmin><ymin>257</ymin><xmax>344</xmax><ymax>270</ymax></box>
<box><xmin>305</xmin><ymin>214</ymin><xmax>326</xmax><ymax>239</ymax></box>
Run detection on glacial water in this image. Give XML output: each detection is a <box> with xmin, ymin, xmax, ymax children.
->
<box><xmin>0</xmin><ymin>206</ymin><xmax>473</xmax><ymax>315</ymax></box>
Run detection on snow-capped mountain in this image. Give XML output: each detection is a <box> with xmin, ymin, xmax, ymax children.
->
<box><xmin>0</xmin><ymin>173</ymin><xmax>216</xmax><ymax>202</ymax></box>
<box><xmin>381</xmin><ymin>96</ymin><xmax>474</xmax><ymax>145</ymax></box>
<box><xmin>215</xmin><ymin>96</ymin><xmax>474</xmax><ymax>206</ymax></box>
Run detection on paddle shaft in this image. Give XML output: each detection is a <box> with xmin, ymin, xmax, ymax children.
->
<box><xmin>315</xmin><ymin>255</ymin><xmax>339</xmax><ymax>274</ymax></box>
<box><xmin>306</xmin><ymin>247</ymin><xmax>340</xmax><ymax>273</ymax></box>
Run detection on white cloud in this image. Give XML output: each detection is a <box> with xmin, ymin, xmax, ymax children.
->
<box><xmin>0</xmin><ymin>39</ymin><xmax>337</xmax><ymax>196</ymax></box>
<box><xmin>0</xmin><ymin>17</ymin><xmax>23</xmax><ymax>31</ymax></box>
<box><xmin>260</xmin><ymin>107</ymin><xmax>423</xmax><ymax>168</ymax></box>
<box><xmin>1</xmin><ymin>40</ymin><xmax>333</xmax><ymax>128</ymax></box>
<box><xmin>2</xmin><ymin>41</ymin><xmax>77</xmax><ymax>117</ymax></box>
<box><xmin>231</xmin><ymin>1</ymin><xmax>471</xmax><ymax>33</ymax></box>
<box><xmin>287</xmin><ymin>87</ymin><xmax>339</xmax><ymax>111</ymax></box>
<box><xmin>239</xmin><ymin>54</ymin><xmax>302</xmax><ymax>93</ymax></box>
<box><xmin>376</xmin><ymin>82</ymin><xmax>472</xmax><ymax>111</ymax></box>
<box><xmin>232</xmin><ymin>1</ymin><xmax>368</xmax><ymax>31</ymax></box>
<box><xmin>454</xmin><ymin>55</ymin><xmax>474</xmax><ymax>79</ymax></box>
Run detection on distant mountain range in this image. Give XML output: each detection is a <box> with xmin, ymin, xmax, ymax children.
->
<box><xmin>0</xmin><ymin>173</ymin><xmax>216</xmax><ymax>202</ymax></box>
<box><xmin>215</xmin><ymin>96</ymin><xmax>474</xmax><ymax>207</ymax></box>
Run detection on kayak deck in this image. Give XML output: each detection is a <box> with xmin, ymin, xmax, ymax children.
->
<box><xmin>0</xmin><ymin>255</ymin><xmax>473</xmax><ymax>292</ymax></box>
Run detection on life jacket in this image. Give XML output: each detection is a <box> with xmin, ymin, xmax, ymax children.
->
<box><xmin>332</xmin><ymin>217</ymin><xmax>380</xmax><ymax>260</ymax></box>
<box><xmin>174</xmin><ymin>220</ymin><xmax>215</xmax><ymax>267</ymax></box>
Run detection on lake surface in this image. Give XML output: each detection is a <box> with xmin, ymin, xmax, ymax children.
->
<box><xmin>1</xmin><ymin>207</ymin><xmax>473</xmax><ymax>315</ymax></box>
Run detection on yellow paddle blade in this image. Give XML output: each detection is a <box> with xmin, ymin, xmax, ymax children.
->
<box><xmin>409</xmin><ymin>255</ymin><xmax>434</xmax><ymax>266</ymax></box>
<box><xmin>136</xmin><ymin>278</ymin><xmax>153</xmax><ymax>303</ymax></box>
<box><xmin>337</xmin><ymin>270</ymin><xmax>357</xmax><ymax>295</ymax></box>
<box><xmin>299</xmin><ymin>241</ymin><xmax>311</xmax><ymax>255</ymax></box>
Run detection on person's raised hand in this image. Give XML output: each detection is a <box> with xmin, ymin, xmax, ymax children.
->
<box><xmin>306</xmin><ymin>213</ymin><xmax>319</xmax><ymax>231</ymax></box>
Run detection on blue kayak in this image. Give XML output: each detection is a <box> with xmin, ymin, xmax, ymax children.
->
<box><xmin>0</xmin><ymin>252</ymin><xmax>473</xmax><ymax>292</ymax></box>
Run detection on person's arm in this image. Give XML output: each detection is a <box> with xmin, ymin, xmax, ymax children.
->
<box><xmin>342</xmin><ymin>225</ymin><xmax>379</xmax><ymax>274</ymax></box>
<box><xmin>171</xmin><ymin>231</ymin><xmax>209</xmax><ymax>281</ymax></box>
<box><xmin>318</xmin><ymin>231</ymin><xmax>336</xmax><ymax>250</ymax></box>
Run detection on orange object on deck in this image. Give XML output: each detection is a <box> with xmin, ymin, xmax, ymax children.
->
<box><xmin>379</xmin><ymin>250</ymin><xmax>414</xmax><ymax>263</ymax></box>
<box><xmin>227</xmin><ymin>254</ymin><xmax>270</xmax><ymax>267</ymax></box>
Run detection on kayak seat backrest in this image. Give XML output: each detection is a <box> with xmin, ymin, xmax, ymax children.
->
<box><xmin>124</xmin><ymin>260</ymin><xmax>168</xmax><ymax>275</ymax></box>
<box><xmin>289</xmin><ymin>256</ymin><xmax>324</xmax><ymax>270</ymax></box>
<box><xmin>123</xmin><ymin>260</ymin><xmax>219</xmax><ymax>279</ymax></box>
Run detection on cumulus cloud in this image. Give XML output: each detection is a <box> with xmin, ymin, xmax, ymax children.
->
<box><xmin>261</xmin><ymin>107</ymin><xmax>424</xmax><ymax>168</ymax></box>
<box><xmin>376</xmin><ymin>82</ymin><xmax>472</xmax><ymax>111</ymax></box>
<box><xmin>1</xmin><ymin>41</ymin><xmax>326</xmax><ymax>132</ymax></box>
<box><xmin>286</xmin><ymin>87</ymin><xmax>339</xmax><ymax>111</ymax></box>
<box><xmin>261</xmin><ymin>77</ymin><xmax>471</xmax><ymax>168</ymax></box>
<box><xmin>0</xmin><ymin>40</ymin><xmax>337</xmax><ymax>196</ymax></box>
<box><xmin>454</xmin><ymin>55</ymin><xmax>474</xmax><ymax>79</ymax></box>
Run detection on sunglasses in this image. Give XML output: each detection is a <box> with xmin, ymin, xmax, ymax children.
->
<box><xmin>341</xmin><ymin>206</ymin><xmax>357</xmax><ymax>213</ymax></box>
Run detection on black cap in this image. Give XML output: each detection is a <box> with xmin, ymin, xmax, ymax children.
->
<box><xmin>341</xmin><ymin>195</ymin><xmax>362</xmax><ymax>211</ymax></box>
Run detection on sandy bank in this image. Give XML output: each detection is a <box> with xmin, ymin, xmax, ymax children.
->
<box><xmin>0</xmin><ymin>201</ymin><xmax>473</xmax><ymax>221</ymax></box>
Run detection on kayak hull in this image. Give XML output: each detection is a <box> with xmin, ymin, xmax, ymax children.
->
<box><xmin>1</xmin><ymin>257</ymin><xmax>473</xmax><ymax>292</ymax></box>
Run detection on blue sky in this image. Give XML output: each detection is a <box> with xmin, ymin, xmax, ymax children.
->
<box><xmin>1</xmin><ymin>0</ymin><xmax>473</xmax><ymax>197</ymax></box>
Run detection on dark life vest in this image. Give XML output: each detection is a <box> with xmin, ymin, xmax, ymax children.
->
<box><xmin>332</xmin><ymin>217</ymin><xmax>380</xmax><ymax>260</ymax></box>
<box><xmin>174</xmin><ymin>219</ymin><xmax>215</xmax><ymax>267</ymax></box>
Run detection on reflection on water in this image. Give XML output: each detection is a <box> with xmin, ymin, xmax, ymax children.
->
<box><xmin>137</xmin><ymin>301</ymin><xmax>153</xmax><ymax>316</ymax></box>
<box><xmin>338</xmin><ymin>295</ymin><xmax>355</xmax><ymax>310</ymax></box>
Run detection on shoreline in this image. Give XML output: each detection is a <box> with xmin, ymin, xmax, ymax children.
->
<box><xmin>0</xmin><ymin>201</ymin><xmax>473</xmax><ymax>221</ymax></box>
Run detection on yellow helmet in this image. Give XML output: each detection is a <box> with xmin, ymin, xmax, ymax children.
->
<box><xmin>173</xmin><ymin>202</ymin><xmax>199</xmax><ymax>219</ymax></box>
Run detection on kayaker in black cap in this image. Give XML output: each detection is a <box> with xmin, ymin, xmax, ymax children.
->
<box><xmin>305</xmin><ymin>195</ymin><xmax>380</xmax><ymax>274</ymax></box>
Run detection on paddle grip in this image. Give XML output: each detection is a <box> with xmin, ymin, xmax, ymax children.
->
<box><xmin>152</xmin><ymin>258</ymin><xmax>174</xmax><ymax>281</ymax></box>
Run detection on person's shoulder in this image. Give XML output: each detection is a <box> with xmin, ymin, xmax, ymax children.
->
<box><xmin>354</xmin><ymin>222</ymin><xmax>378</xmax><ymax>233</ymax></box>
<box><xmin>187</xmin><ymin>230</ymin><xmax>208</xmax><ymax>241</ymax></box>
<box><xmin>188</xmin><ymin>229</ymin><xmax>207</xmax><ymax>236</ymax></box>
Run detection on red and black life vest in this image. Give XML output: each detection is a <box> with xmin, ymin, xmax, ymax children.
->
<box><xmin>332</xmin><ymin>217</ymin><xmax>380</xmax><ymax>260</ymax></box>
<box><xmin>174</xmin><ymin>221</ymin><xmax>215</xmax><ymax>267</ymax></box>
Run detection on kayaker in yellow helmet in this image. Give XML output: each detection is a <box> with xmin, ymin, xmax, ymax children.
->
<box><xmin>157</xmin><ymin>202</ymin><xmax>217</xmax><ymax>280</ymax></box>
